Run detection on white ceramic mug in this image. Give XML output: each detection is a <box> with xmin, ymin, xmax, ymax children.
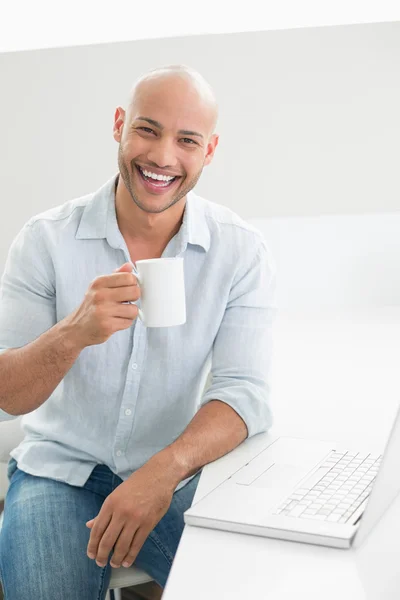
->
<box><xmin>130</xmin><ymin>257</ymin><xmax>186</xmax><ymax>327</ymax></box>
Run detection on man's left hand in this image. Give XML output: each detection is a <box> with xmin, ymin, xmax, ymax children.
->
<box><xmin>86</xmin><ymin>457</ymin><xmax>178</xmax><ymax>569</ymax></box>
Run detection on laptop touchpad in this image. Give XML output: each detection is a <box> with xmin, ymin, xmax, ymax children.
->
<box><xmin>235</xmin><ymin>463</ymin><xmax>305</xmax><ymax>489</ymax></box>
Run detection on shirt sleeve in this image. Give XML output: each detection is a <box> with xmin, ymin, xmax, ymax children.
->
<box><xmin>200</xmin><ymin>237</ymin><xmax>277</xmax><ymax>438</ymax></box>
<box><xmin>0</xmin><ymin>220</ymin><xmax>56</xmax><ymax>422</ymax></box>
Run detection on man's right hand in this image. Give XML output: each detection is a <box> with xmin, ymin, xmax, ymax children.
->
<box><xmin>64</xmin><ymin>262</ymin><xmax>141</xmax><ymax>349</ymax></box>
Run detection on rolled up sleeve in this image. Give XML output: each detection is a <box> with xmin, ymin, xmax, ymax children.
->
<box><xmin>200</xmin><ymin>238</ymin><xmax>277</xmax><ymax>438</ymax></box>
<box><xmin>0</xmin><ymin>220</ymin><xmax>56</xmax><ymax>421</ymax></box>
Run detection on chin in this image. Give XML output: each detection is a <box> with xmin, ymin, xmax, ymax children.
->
<box><xmin>132</xmin><ymin>193</ymin><xmax>177</xmax><ymax>214</ymax></box>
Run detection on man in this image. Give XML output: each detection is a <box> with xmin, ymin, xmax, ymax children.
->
<box><xmin>0</xmin><ymin>64</ymin><xmax>276</xmax><ymax>599</ymax></box>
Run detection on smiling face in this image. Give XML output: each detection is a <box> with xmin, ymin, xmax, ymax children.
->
<box><xmin>113</xmin><ymin>73</ymin><xmax>219</xmax><ymax>214</ymax></box>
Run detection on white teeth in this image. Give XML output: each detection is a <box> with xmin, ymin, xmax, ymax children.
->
<box><xmin>140</xmin><ymin>167</ymin><xmax>174</xmax><ymax>182</ymax></box>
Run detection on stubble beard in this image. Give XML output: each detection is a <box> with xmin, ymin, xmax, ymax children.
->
<box><xmin>118</xmin><ymin>145</ymin><xmax>204</xmax><ymax>214</ymax></box>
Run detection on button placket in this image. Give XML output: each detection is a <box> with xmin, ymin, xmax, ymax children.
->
<box><xmin>114</xmin><ymin>316</ymin><xmax>146</xmax><ymax>467</ymax></box>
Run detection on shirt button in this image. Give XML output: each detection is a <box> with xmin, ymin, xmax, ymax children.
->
<box><xmin>116</xmin><ymin>450</ymin><xmax>123</xmax><ymax>457</ymax></box>
<box><xmin>132</xmin><ymin>363</ymin><xmax>138</xmax><ymax>370</ymax></box>
<box><xmin>125</xmin><ymin>409</ymin><xmax>132</xmax><ymax>416</ymax></box>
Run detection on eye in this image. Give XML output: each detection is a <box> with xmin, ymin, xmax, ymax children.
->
<box><xmin>181</xmin><ymin>138</ymin><xmax>197</xmax><ymax>145</ymax></box>
<box><xmin>138</xmin><ymin>127</ymin><xmax>155</xmax><ymax>134</ymax></box>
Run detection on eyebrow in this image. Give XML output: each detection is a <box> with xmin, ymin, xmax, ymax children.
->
<box><xmin>135</xmin><ymin>116</ymin><xmax>204</xmax><ymax>139</ymax></box>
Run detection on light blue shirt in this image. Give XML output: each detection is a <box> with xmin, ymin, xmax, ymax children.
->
<box><xmin>0</xmin><ymin>174</ymin><xmax>277</xmax><ymax>492</ymax></box>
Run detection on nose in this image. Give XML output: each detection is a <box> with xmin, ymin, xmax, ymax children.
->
<box><xmin>146</xmin><ymin>136</ymin><xmax>178</xmax><ymax>170</ymax></box>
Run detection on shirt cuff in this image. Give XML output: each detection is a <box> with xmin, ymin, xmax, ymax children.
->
<box><xmin>201</xmin><ymin>381</ymin><xmax>273</xmax><ymax>439</ymax></box>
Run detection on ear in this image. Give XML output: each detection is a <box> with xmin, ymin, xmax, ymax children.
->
<box><xmin>204</xmin><ymin>133</ymin><xmax>219</xmax><ymax>167</ymax></box>
<box><xmin>113</xmin><ymin>107</ymin><xmax>126</xmax><ymax>142</ymax></box>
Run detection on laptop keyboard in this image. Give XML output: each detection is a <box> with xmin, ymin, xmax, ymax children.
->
<box><xmin>274</xmin><ymin>450</ymin><xmax>382</xmax><ymax>524</ymax></box>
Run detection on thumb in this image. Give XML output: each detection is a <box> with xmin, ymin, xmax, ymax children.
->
<box><xmin>113</xmin><ymin>262</ymin><xmax>133</xmax><ymax>273</ymax></box>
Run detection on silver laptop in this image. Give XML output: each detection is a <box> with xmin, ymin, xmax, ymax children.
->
<box><xmin>184</xmin><ymin>404</ymin><xmax>400</xmax><ymax>549</ymax></box>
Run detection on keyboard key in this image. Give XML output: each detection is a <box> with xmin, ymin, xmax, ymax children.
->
<box><xmin>327</xmin><ymin>514</ymin><xmax>342</xmax><ymax>522</ymax></box>
<box><xmin>299</xmin><ymin>466</ymin><xmax>333</xmax><ymax>490</ymax></box>
<box><xmin>287</xmin><ymin>505</ymin><xmax>306</xmax><ymax>517</ymax></box>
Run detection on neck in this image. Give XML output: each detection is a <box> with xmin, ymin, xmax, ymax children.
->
<box><xmin>114</xmin><ymin>174</ymin><xmax>186</xmax><ymax>246</ymax></box>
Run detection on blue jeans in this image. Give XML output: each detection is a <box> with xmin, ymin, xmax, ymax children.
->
<box><xmin>0</xmin><ymin>457</ymin><xmax>200</xmax><ymax>599</ymax></box>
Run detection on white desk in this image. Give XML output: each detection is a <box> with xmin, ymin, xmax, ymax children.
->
<box><xmin>163</xmin><ymin>308</ymin><xmax>400</xmax><ymax>600</ymax></box>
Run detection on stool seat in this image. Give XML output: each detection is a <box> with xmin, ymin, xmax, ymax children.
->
<box><xmin>109</xmin><ymin>564</ymin><xmax>153</xmax><ymax>589</ymax></box>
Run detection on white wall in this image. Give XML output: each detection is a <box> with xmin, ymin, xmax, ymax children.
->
<box><xmin>0</xmin><ymin>21</ymin><xmax>399</xmax><ymax>272</ymax></box>
<box><xmin>250</xmin><ymin>212</ymin><xmax>400</xmax><ymax>312</ymax></box>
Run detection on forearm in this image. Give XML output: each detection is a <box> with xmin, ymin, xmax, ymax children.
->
<box><xmin>153</xmin><ymin>400</ymin><xmax>248</xmax><ymax>487</ymax></box>
<box><xmin>0</xmin><ymin>318</ymin><xmax>84</xmax><ymax>416</ymax></box>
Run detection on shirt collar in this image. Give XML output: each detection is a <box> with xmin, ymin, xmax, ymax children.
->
<box><xmin>75</xmin><ymin>173</ymin><xmax>210</xmax><ymax>252</ymax></box>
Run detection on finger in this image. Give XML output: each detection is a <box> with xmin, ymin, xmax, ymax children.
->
<box><xmin>120</xmin><ymin>526</ymin><xmax>149</xmax><ymax>568</ymax></box>
<box><xmin>114</xmin><ymin>304</ymin><xmax>140</xmax><ymax>322</ymax></box>
<box><xmin>111</xmin><ymin>273</ymin><xmax>138</xmax><ymax>287</ymax></box>
<box><xmin>114</xmin><ymin>262</ymin><xmax>133</xmax><ymax>272</ymax></box>
<box><xmin>96</xmin><ymin>514</ymin><xmax>124</xmax><ymax>567</ymax></box>
<box><xmin>110</xmin><ymin>284</ymin><xmax>140</xmax><ymax>304</ymax></box>
<box><xmin>86</xmin><ymin>519</ymin><xmax>95</xmax><ymax>528</ymax></box>
<box><xmin>95</xmin><ymin>272</ymin><xmax>137</xmax><ymax>289</ymax></box>
<box><xmin>87</xmin><ymin>511</ymin><xmax>112</xmax><ymax>561</ymax></box>
<box><xmin>110</xmin><ymin>524</ymin><xmax>138</xmax><ymax>568</ymax></box>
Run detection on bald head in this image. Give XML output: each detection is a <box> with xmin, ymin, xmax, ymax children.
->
<box><xmin>125</xmin><ymin>64</ymin><xmax>219</xmax><ymax>137</ymax></box>
<box><xmin>114</xmin><ymin>64</ymin><xmax>219</xmax><ymax>216</ymax></box>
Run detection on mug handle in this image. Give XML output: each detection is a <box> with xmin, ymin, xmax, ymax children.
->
<box><xmin>130</xmin><ymin>263</ymin><xmax>144</xmax><ymax>323</ymax></box>
<box><xmin>130</xmin><ymin>262</ymin><xmax>141</xmax><ymax>283</ymax></box>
